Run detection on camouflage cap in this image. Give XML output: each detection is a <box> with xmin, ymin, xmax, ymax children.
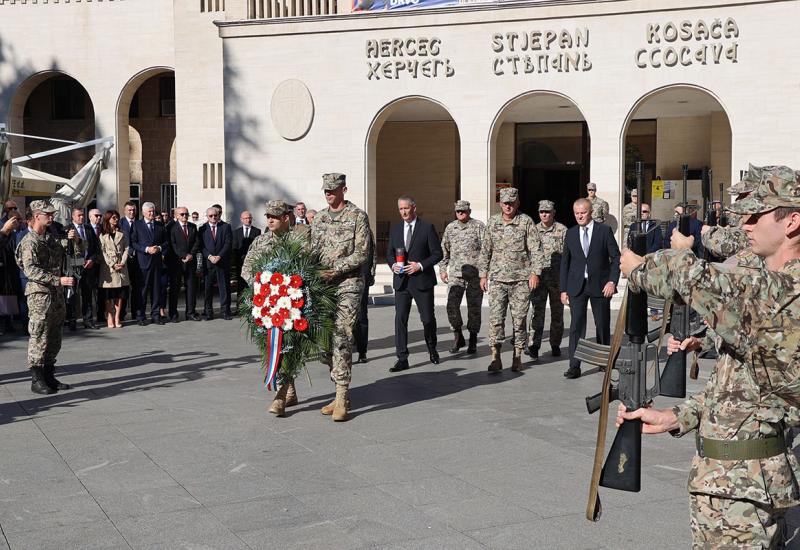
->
<box><xmin>498</xmin><ymin>187</ymin><xmax>518</xmax><ymax>203</ymax></box>
<box><xmin>538</xmin><ymin>200</ymin><xmax>555</xmax><ymax>211</ymax></box>
<box><xmin>29</xmin><ymin>199</ymin><xmax>56</xmax><ymax>214</ymax></box>
<box><xmin>586</xmin><ymin>182</ymin><xmax>597</xmax><ymax>191</ymax></box>
<box><xmin>321</xmin><ymin>173</ymin><xmax>346</xmax><ymax>190</ymax></box>
<box><xmin>728</xmin><ymin>165</ymin><xmax>800</xmax><ymax>215</ymax></box>
<box><xmin>264</xmin><ymin>200</ymin><xmax>293</xmax><ymax>217</ymax></box>
<box><xmin>729</xmin><ymin>164</ymin><xmax>762</xmax><ymax>196</ymax></box>
<box><xmin>630</xmin><ymin>188</ymin><xmax>638</xmax><ymax>197</ymax></box>
<box><xmin>454</xmin><ymin>200</ymin><xmax>471</xmax><ymax>211</ymax></box>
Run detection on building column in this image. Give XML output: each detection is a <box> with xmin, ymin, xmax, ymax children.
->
<box><xmin>459</xmin><ymin>131</ymin><xmax>490</xmax><ymax>223</ymax></box>
<box><xmin>588</xmin><ymin>118</ymin><xmax>623</xmax><ymax>239</ymax></box>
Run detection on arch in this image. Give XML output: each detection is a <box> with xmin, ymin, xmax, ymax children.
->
<box><xmin>619</xmin><ymin>84</ymin><xmax>733</xmax><ymax>227</ymax></box>
<box><xmin>115</xmin><ymin>66</ymin><xmax>175</xmax><ymax>210</ymax></box>
<box><xmin>488</xmin><ymin>90</ymin><xmax>590</xmax><ymax>227</ymax></box>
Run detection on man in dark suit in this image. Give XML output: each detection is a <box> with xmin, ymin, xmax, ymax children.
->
<box><xmin>167</xmin><ymin>206</ymin><xmax>201</xmax><ymax>322</ymax></box>
<box><xmin>130</xmin><ymin>201</ymin><xmax>169</xmax><ymax>326</ymax></box>
<box><xmin>199</xmin><ymin>206</ymin><xmax>233</xmax><ymax>320</ymax></box>
<box><xmin>232</xmin><ymin>210</ymin><xmax>261</xmax><ymax>306</ymax></box>
<box><xmin>120</xmin><ymin>201</ymin><xmax>141</xmax><ymax>321</ymax></box>
<box><xmin>386</xmin><ymin>196</ymin><xmax>443</xmax><ymax>371</ymax></box>
<box><xmin>627</xmin><ymin>203</ymin><xmax>663</xmax><ymax>254</ymax></box>
<box><xmin>664</xmin><ymin>203</ymin><xmax>703</xmax><ymax>256</ymax></box>
<box><xmin>560</xmin><ymin>198</ymin><xmax>620</xmax><ymax>379</ymax></box>
<box><xmin>67</xmin><ymin>207</ymin><xmax>101</xmax><ymax>330</ymax></box>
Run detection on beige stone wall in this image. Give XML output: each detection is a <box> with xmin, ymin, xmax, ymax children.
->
<box><xmin>656</xmin><ymin>116</ymin><xmax>711</xmax><ymax>181</ymax></box>
<box><xmin>710</xmin><ymin>111</ymin><xmax>732</xmax><ymax>197</ymax></box>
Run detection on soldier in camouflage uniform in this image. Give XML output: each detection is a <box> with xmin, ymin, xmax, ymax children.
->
<box><xmin>241</xmin><ymin>200</ymin><xmax>309</xmax><ymax>417</ymax></box>
<box><xmin>527</xmin><ymin>200</ymin><xmax>566</xmax><ymax>360</ymax></box>
<box><xmin>311</xmin><ymin>173</ymin><xmax>370</xmax><ymax>422</ymax></box>
<box><xmin>15</xmin><ymin>200</ymin><xmax>84</xmax><ymax>395</ymax></box>
<box><xmin>478</xmin><ymin>187</ymin><xmax>543</xmax><ymax>373</ymax></box>
<box><xmin>617</xmin><ymin>165</ymin><xmax>800</xmax><ymax>548</ymax></box>
<box><xmin>621</xmin><ymin>188</ymin><xmax>638</xmax><ymax>248</ymax></box>
<box><xmin>439</xmin><ymin>200</ymin><xmax>484</xmax><ymax>355</ymax></box>
<box><xmin>586</xmin><ymin>182</ymin><xmax>609</xmax><ymax>224</ymax></box>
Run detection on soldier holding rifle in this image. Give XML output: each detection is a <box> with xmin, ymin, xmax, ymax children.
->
<box><xmin>616</xmin><ymin>166</ymin><xmax>800</xmax><ymax>548</ymax></box>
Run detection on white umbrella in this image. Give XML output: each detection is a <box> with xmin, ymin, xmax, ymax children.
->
<box><xmin>10</xmin><ymin>164</ymin><xmax>69</xmax><ymax>197</ymax></box>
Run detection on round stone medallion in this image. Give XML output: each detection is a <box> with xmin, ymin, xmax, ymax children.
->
<box><xmin>270</xmin><ymin>79</ymin><xmax>314</xmax><ymax>141</ymax></box>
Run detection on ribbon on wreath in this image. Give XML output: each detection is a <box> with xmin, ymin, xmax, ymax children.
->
<box><xmin>263</xmin><ymin>326</ymin><xmax>283</xmax><ymax>391</ymax></box>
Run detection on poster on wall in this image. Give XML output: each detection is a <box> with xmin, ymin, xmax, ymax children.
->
<box><xmin>651</xmin><ymin>179</ymin><xmax>702</xmax><ymax>222</ymax></box>
<box><xmin>353</xmin><ymin>0</ymin><xmax>458</xmax><ymax>11</ymax></box>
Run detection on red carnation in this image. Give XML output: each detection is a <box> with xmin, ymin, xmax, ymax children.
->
<box><xmin>252</xmin><ymin>294</ymin><xmax>265</xmax><ymax>307</ymax></box>
<box><xmin>293</xmin><ymin>318</ymin><xmax>308</xmax><ymax>331</ymax></box>
<box><xmin>278</xmin><ymin>308</ymin><xmax>290</xmax><ymax>319</ymax></box>
<box><xmin>289</xmin><ymin>274</ymin><xmax>303</xmax><ymax>288</ymax></box>
<box><xmin>254</xmin><ymin>271</ymin><xmax>262</xmax><ymax>283</ymax></box>
<box><xmin>254</xmin><ymin>318</ymin><xmax>263</xmax><ymax>327</ymax></box>
<box><xmin>278</xmin><ymin>285</ymin><xmax>289</xmax><ymax>297</ymax></box>
<box><xmin>271</xmin><ymin>313</ymin><xmax>284</xmax><ymax>327</ymax></box>
<box><xmin>269</xmin><ymin>294</ymin><xmax>280</xmax><ymax>307</ymax></box>
<box><xmin>291</xmin><ymin>297</ymin><xmax>305</xmax><ymax>309</ymax></box>
<box><xmin>260</xmin><ymin>306</ymin><xmax>270</xmax><ymax>318</ymax></box>
<box><xmin>259</xmin><ymin>284</ymin><xmax>269</xmax><ymax>297</ymax></box>
<box><xmin>270</xmin><ymin>272</ymin><xmax>284</xmax><ymax>285</ymax></box>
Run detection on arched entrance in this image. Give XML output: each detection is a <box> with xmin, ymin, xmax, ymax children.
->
<box><xmin>489</xmin><ymin>92</ymin><xmax>589</xmax><ymax>228</ymax></box>
<box><xmin>621</xmin><ymin>85</ymin><xmax>732</xmax><ymax>224</ymax></box>
<box><xmin>116</xmin><ymin>67</ymin><xmax>176</xmax><ymax>212</ymax></box>
<box><xmin>8</xmin><ymin>72</ymin><xmax>96</xmax><ymax>198</ymax></box>
<box><xmin>366</xmin><ymin>97</ymin><xmax>460</xmax><ymax>256</ymax></box>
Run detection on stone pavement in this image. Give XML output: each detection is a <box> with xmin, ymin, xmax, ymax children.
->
<box><xmin>0</xmin><ymin>305</ymin><xmax>706</xmax><ymax>549</ymax></box>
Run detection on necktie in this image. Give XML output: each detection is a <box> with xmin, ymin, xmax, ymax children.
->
<box><xmin>582</xmin><ymin>226</ymin><xmax>590</xmax><ymax>256</ymax></box>
<box><xmin>183</xmin><ymin>224</ymin><xmax>188</xmax><ymax>239</ymax></box>
<box><xmin>94</xmin><ymin>225</ymin><xmax>100</xmax><ymax>237</ymax></box>
<box><xmin>405</xmin><ymin>223</ymin><xmax>412</xmax><ymax>250</ymax></box>
<box><xmin>244</xmin><ymin>227</ymin><xmax>249</xmax><ymax>239</ymax></box>
<box><xmin>147</xmin><ymin>222</ymin><xmax>153</xmax><ymax>234</ymax></box>
<box><xmin>211</xmin><ymin>225</ymin><xmax>217</xmax><ymax>240</ymax></box>
<box><xmin>78</xmin><ymin>225</ymin><xmax>85</xmax><ymax>240</ymax></box>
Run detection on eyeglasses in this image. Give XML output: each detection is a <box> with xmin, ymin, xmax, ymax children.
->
<box><xmin>455</xmin><ymin>210</ymin><xmax>467</xmax><ymax>214</ymax></box>
<box><xmin>538</xmin><ymin>210</ymin><xmax>552</xmax><ymax>214</ymax></box>
<box><xmin>207</xmin><ymin>214</ymin><xmax>218</xmax><ymax>218</ymax></box>
<box><xmin>178</xmin><ymin>212</ymin><xmax>189</xmax><ymax>217</ymax></box>
<box><xmin>641</xmin><ymin>210</ymin><xmax>650</xmax><ymax>214</ymax></box>
<box><xmin>6</xmin><ymin>206</ymin><xmax>18</xmax><ymax>211</ymax></box>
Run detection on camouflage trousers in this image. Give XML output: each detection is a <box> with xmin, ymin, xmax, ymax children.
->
<box><xmin>690</xmin><ymin>493</ymin><xmax>786</xmax><ymax>549</ymax></box>
<box><xmin>322</xmin><ymin>278</ymin><xmax>363</xmax><ymax>387</ymax></box>
<box><xmin>27</xmin><ymin>291</ymin><xmax>66</xmax><ymax>369</ymax></box>
<box><xmin>529</xmin><ymin>268</ymin><xmax>563</xmax><ymax>350</ymax></box>
<box><xmin>487</xmin><ymin>280</ymin><xmax>529</xmax><ymax>350</ymax></box>
<box><xmin>446</xmin><ymin>276</ymin><xmax>483</xmax><ymax>333</ymax></box>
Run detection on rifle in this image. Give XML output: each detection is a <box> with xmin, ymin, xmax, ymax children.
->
<box><xmin>63</xmin><ymin>232</ymin><xmax>84</xmax><ymax>303</ymax></box>
<box><xmin>703</xmin><ymin>168</ymin><xmax>716</xmax><ymax>227</ymax></box>
<box><xmin>718</xmin><ymin>182</ymin><xmax>728</xmax><ymax>227</ymax></box>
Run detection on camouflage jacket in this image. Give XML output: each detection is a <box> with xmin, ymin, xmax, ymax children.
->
<box><xmin>701</xmin><ymin>225</ymin><xmax>749</xmax><ymax>260</ymax></box>
<box><xmin>15</xmin><ymin>229</ymin><xmax>85</xmax><ymax>295</ymax></box>
<box><xmin>629</xmin><ymin>249</ymin><xmax>800</xmax><ymax>506</ymax></box>
<box><xmin>725</xmin><ymin>210</ymin><xmax>744</xmax><ymax>229</ymax></box>
<box><xmin>310</xmin><ymin>201</ymin><xmax>370</xmax><ymax>289</ymax></box>
<box><xmin>478</xmin><ymin>213</ymin><xmax>543</xmax><ymax>282</ymax></box>
<box><xmin>589</xmin><ymin>196</ymin><xmax>610</xmax><ymax>223</ymax></box>
<box><xmin>537</xmin><ymin>221</ymin><xmax>567</xmax><ymax>272</ymax></box>
<box><xmin>621</xmin><ymin>202</ymin><xmax>638</xmax><ymax>229</ymax></box>
<box><xmin>440</xmin><ymin>218</ymin><xmax>484</xmax><ymax>283</ymax></box>
<box><xmin>240</xmin><ymin>226</ymin><xmax>309</xmax><ymax>284</ymax></box>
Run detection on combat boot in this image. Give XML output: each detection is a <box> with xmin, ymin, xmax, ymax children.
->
<box><xmin>449</xmin><ymin>330</ymin><xmax>465</xmax><ymax>354</ymax></box>
<box><xmin>321</xmin><ymin>393</ymin><xmax>350</xmax><ymax>415</ymax></box>
<box><xmin>268</xmin><ymin>384</ymin><xmax>289</xmax><ymax>417</ymax></box>
<box><xmin>511</xmin><ymin>348</ymin><xmax>523</xmax><ymax>372</ymax></box>
<box><xmin>332</xmin><ymin>385</ymin><xmax>349</xmax><ymax>422</ymax></box>
<box><xmin>31</xmin><ymin>367</ymin><xmax>56</xmax><ymax>395</ymax></box>
<box><xmin>43</xmin><ymin>365</ymin><xmax>71</xmax><ymax>391</ymax></box>
<box><xmin>487</xmin><ymin>344</ymin><xmax>503</xmax><ymax>373</ymax></box>
<box><xmin>466</xmin><ymin>332</ymin><xmax>478</xmax><ymax>354</ymax></box>
<box><xmin>285</xmin><ymin>380</ymin><xmax>298</xmax><ymax>407</ymax></box>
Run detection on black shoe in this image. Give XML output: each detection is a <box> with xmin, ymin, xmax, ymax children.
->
<box><xmin>154</xmin><ymin>317</ymin><xmax>165</xmax><ymax>326</ymax></box>
<box><xmin>390</xmin><ymin>360</ymin><xmax>409</xmax><ymax>372</ymax></box>
<box><xmin>563</xmin><ymin>367</ymin><xmax>581</xmax><ymax>379</ymax></box>
<box><xmin>466</xmin><ymin>332</ymin><xmax>478</xmax><ymax>354</ymax></box>
<box><xmin>525</xmin><ymin>346</ymin><xmax>539</xmax><ymax>359</ymax></box>
<box><xmin>429</xmin><ymin>351</ymin><xmax>440</xmax><ymax>365</ymax></box>
<box><xmin>68</xmin><ymin>320</ymin><xmax>77</xmax><ymax>332</ymax></box>
<box><xmin>31</xmin><ymin>367</ymin><xmax>56</xmax><ymax>395</ymax></box>
<box><xmin>44</xmin><ymin>365</ymin><xmax>71</xmax><ymax>391</ymax></box>
<box><xmin>83</xmin><ymin>320</ymin><xmax>98</xmax><ymax>330</ymax></box>
<box><xmin>203</xmin><ymin>313</ymin><xmax>214</xmax><ymax>321</ymax></box>
<box><xmin>223</xmin><ymin>313</ymin><xmax>233</xmax><ymax>321</ymax></box>
<box><xmin>169</xmin><ymin>315</ymin><xmax>179</xmax><ymax>323</ymax></box>
<box><xmin>188</xmin><ymin>313</ymin><xmax>201</xmax><ymax>321</ymax></box>
<box><xmin>551</xmin><ymin>346</ymin><xmax>561</xmax><ymax>357</ymax></box>
<box><xmin>138</xmin><ymin>318</ymin><xmax>148</xmax><ymax>327</ymax></box>
<box><xmin>356</xmin><ymin>354</ymin><xmax>368</xmax><ymax>364</ymax></box>
<box><xmin>449</xmin><ymin>331</ymin><xmax>465</xmax><ymax>354</ymax></box>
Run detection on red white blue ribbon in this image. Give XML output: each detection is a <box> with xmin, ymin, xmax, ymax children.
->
<box><xmin>263</xmin><ymin>327</ymin><xmax>283</xmax><ymax>391</ymax></box>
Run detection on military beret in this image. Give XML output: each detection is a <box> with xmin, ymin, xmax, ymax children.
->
<box><xmin>264</xmin><ymin>200</ymin><xmax>293</xmax><ymax>217</ymax></box>
<box><xmin>538</xmin><ymin>200</ymin><xmax>555</xmax><ymax>211</ymax></box>
<box><xmin>454</xmin><ymin>200</ymin><xmax>471</xmax><ymax>211</ymax></box>
<box><xmin>498</xmin><ymin>187</ymin><xmax>518</xmax><ymax>203</ymax></box>
<box><xmin>29</xmin><ymin>199</ymin><xmax>56</xmax><ymax>214</ymax></box>
<box><xmin>321</xmin><ymin>173</ymin><xmax>346</xmax><ymax>190</ymax></box>
<box><xmin>728</xmin><ymin>165</ymin><xmax>800</xmax><ymax>215</ymax></box>
<box><xmin>586</xmin><ymin>182</ymin><xmax>598</xmax><ymax>191</ymax></box>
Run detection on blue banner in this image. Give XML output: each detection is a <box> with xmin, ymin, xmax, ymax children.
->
<box><xmin>353</xmin><ymin>0</ymin><xmax>459</xmax><ymax>12</ymax></box>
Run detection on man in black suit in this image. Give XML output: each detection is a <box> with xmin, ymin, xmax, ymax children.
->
<box><xmin>130</xmin><ymin>201</ymin><xmax>169</xmax><ymax>326</ymax></box>
<box><xmin>232</xmin><ymin>210</ymin><xmax>261</xmax><ymax>306</ymax></box>
<box><xmin>167</xmin><ymin>206</ymin><xmax>201</xmax><ymax>322</ymax></box>
<box><xmin>120</xmin><ymin>201</ymin><xmax>141</xmax><ymax>321</ymax></box>
<box><xmin>627</xmin><ymin>203</ymin><xmax>663</xmax><ymax>253</ymax></box>
<box><xmin>67</xmin><ymin>207</ymin><xmax>101</xmax><ymax>330</ymax></box>
<box><xmin>386</xmin><ymin>196</ymin><xmax>443</xmax><ymax>371</ymax></box>
<box><xmin>664</xmin><ymin>203</ymin><xmax>704</xmax><ymax>256</ymax></box>
<box><xmin>560</xmin><ymin>198</ymin><xmax>620</xmax><ymax>379</ymax></box>
<box><xmin>199</xmin><ymin>206</ymin><xmax>233</xmax><ymax>320</ymax></box>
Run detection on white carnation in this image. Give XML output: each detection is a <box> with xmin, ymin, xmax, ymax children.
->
<box><xmin>290</xmin><ymin>308</ymin><xmax>301</xmax><ymax>320</ymax></box>
<box><xmin>282</xmin><ymin>318</ymin><xmax>293</xmax><ymax>331</ymax></box>
<box><xmin>277</xmin><ymin>296</ymin><xmax>292</xmax><ymax>309</ymax></box>
<box><xmin>260</xmin><ymin>271</ymin><xmax>273</xmax><ymax>284</ymax></box>
<box><xmin>251</xmin><ymin>306</ymin><xmax>261</xmax><ymax>319</ymax></box>
<box><xmin>253</xmin><ymin>282</ymin><xmax>261</xmax><ymax>295</ymax></box>
<box><xmin>289</xmin><ymin>288</ymin><xmax>303</xmax><ymax>300</ymax></box>
<box><xmin>264</xmin><ymin>316</ymin><xmax>273</xmax><ymax>328</ymax></box>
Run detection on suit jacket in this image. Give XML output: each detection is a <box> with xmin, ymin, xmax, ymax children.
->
<box><xmin>386</xmin><ymin>218</ymin><xmax>443</xmax><ymax>292</ymax></box>
<box><xmin>199</xmin><ymin>221</ymin><xmax>232</xmax><ymax>267</ymax></box>
<box><xmin>628</xmin><ymin>220</ymin><xmax>663</xmax><ymax>254</ymax></box>
<box><xmin>168</xmin><ymin>221</ymin><xmax>200</xmax><ymax>265</ymax></box>
<box><xmin>560</xmin><ymin>222</ymin><xmax>620</xmax><ymax>298</ymax></box>
<box><xmin>232</xmin><ymin>225</ymin><xmax>261</xmax><ymax>270</ymax></box>
<box><xmin>664</xmin><ymin>217</ymin><xmax>703</xmax><ymax>256</ymax></box>
<box><xmin>130</xmin><ymin>219</ymin><xmax>169</xmax><ymax>270</ymax></box>
<box><xmin>68</xmin><ymin>222</ymin><xmax>100</xmax><ymax>264</ymax></box>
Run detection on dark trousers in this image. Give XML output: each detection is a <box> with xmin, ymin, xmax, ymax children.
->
<box><xmin>122</xmin><ymin>258</ymin><xmax>142</xmax><ymax>319</ymax></box>
<box><xmin>354</xmin><ymin>282</ymin><xmax>370</xmax><ymax>355</ymax></box>
<box><xmin>138</xmin><ymin>265</ymin><xmax>162</xmax><ymax>321</ymax></box>
<box><xmin>204</xmin><ymin>263</ymin><xmax>231</xmax><ymax>316</ymax></box>
<box><xmin>79</xmin><ymin>269</ymin><xmax>98</xmax><ymax>321</ymax></box>
<box><xmin>169</xmin><ymin>261</ymin><xmax>197</xmax><ymax>316</ymax></box>
<box><xmin>568</xmin><ymin>286</ymin><xmax>611</xmax><ymax>370</ymax></box>
<box><xmin>394</xmin><ymin>286</ymin><xmax>436</xmax><ymax>360</ymax></box>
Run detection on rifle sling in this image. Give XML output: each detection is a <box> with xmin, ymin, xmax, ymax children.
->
<box><xmin>586</xmin><ymin>290</ymin><xmax>629</xmax><ymax>522</ymax></box>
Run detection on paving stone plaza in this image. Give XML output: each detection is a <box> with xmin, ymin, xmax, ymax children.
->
<box><xmin>0</xmin><ymin>305</ymin><xmax>707</xmax><ymax>549</ymax></box>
